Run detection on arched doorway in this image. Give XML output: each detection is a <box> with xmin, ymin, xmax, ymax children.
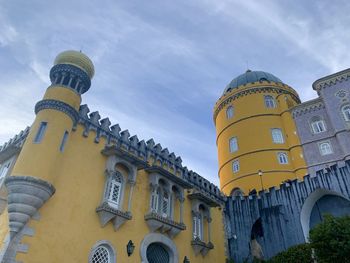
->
<box><xmin>300</xmin><ymin>189</ymin><xmax>350</xmax><ymax>240</ymax></box>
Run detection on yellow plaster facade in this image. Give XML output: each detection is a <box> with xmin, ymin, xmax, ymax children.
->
<box><xmin>214</xmin><ymin>73</ymin><xmax>308</xmax><ymax>195</ymax></box>
<box><xmin>0</xmin><ymin>51</ymin><xmax>227</xmax><ymax>263</ymax></box>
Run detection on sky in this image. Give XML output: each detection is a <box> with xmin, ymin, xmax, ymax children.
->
<box><xmin>1</xmin><ymin>0</ymin><xmax>350</xmax><ymax>186</ymax></box>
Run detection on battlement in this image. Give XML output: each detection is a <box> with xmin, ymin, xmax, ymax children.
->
<box><xmin>77</xmin><ymin>104</ymin><xmax>226</xmax><ymax>202</ymax></box>
<box><xmin>0</xmin><ymin>127</ymin><xmax>30</xmax><ymax>162</ymax></box>
<box><xmin>230</xmin><ymin>160</ymin><xmax>350</xmax><ymax>202</ymax></box>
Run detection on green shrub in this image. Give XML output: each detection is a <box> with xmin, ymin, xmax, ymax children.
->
<box><xmin>309</xmin><ymin>214</ymin><xmax>350</xmax><ymax>263</ymax></box>
<box><xmin>267</xmin><ymin>243</ymin><xmax>313</xmax><ymax>263</ymax></box>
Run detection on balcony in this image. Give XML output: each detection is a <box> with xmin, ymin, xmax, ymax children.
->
<box><xmin>144</xmin><ymin>212</ymin><xmax>186</xmax><ymax>238</ymax></box>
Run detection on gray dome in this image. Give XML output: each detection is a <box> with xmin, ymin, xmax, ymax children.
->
<box><xmin>223</xmin><ymin>70</ymin><xmax>283</xmax><ymax>94</ymax></box>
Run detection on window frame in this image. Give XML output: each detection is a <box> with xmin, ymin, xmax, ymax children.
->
<box><xmin>319</xmin><ymin>141</ymin><xmax>333</xmax><ymax>156</ymax></box>
<box><xmin>33</xmin><ymin>121</ymin><xmax>48</xmax><ymax>143</ymax></box>
<box><xmin>271</xmin><ymin>128</ymin><xmax>284</xmax><ymax>144</ymax></box>
<box><xmin>310</xmin><ymin>117</ymin><xmax>326</xmax><ymax>134</ymax></box>
<box><xmin>232</xmin><ymin>160</ymin><xmax>240</xmax><ymax>173</ymax></box>
<box><xmin>342</xmin><ymin>104</ymin><xmax>350</xmax><ymax>121</ymax></box>
<box><xmin>88</xmin><ymin>241</ymin><xmax>116</xmax><ymax>263</ymax></box>
<box><xmin>229</xmin><ymin>137</ymin><xmax>238</xmax><ymax>153</ymax></box>
<box><xmin>277</xmin><ymin>152</ymin><xmax>288</xmax><ymax>164</ymax></box>
<box><xmin>226</xmin><ymin>106</ymin><xmax>234</xmax><ymax>119</ymax></box>
<box><xmin>264</xmin><ymin>95</ymin><xmax>276</xmax><ymax>108</ymax></box>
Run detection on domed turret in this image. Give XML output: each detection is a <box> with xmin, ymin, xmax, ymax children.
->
<box><xmin>223</xmin><ymin>70</ymin><xmax>283</xmax><ymax>95</ymax></box>
<box><xmin>54</xmin><ymin>50</ymin><xmax>95</xmax><ymax>79</ymax></box>
<box><xmin>50</xmin><ymin>50</ymin><xmax>94</xmax><ymax>94</ymax></box>
<box><xmin>214</xmin><ymin>70</ymin><xmax>306</xmax><ymax>195</ymax></box>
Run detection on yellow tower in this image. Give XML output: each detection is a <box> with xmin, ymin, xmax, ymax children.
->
<box><xmin>5</xmin><ymin>50</ymin><xmax>94</xmax><ymax>237</ymax></box>
<box><xmin>214</xmin><ymin>70</ymin><xmax>307</xmax><ymax>195</ymax></box>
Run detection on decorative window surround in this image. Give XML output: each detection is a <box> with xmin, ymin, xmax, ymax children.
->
<box><xmin>188</xmin><ymin>191</ymin><xmax>219</xmax><ymax>256</ymax></box>
<box><xmin>88</xmin><ymin>240</ymin><xmax>116</xmax><ymax>263</ymax></box>
<box><xmin>144</xmin><ymin>212</ymin><xmax>186</xmax><ymax>238</ymax></box>
<box><xmin>96</xmin><ymin>155</ymin><xmax>140</xmax><ymax>230</ymax></box>
<box><xmin>145</xmin><ymin>166</ymin><xmax>191</xmax><ymax>238</ymax></box>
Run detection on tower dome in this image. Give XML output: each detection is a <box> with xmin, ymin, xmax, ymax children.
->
<box><xmin>54</xmin><ymin>50</ymin><xmax>95</xmax><ymax>79</ymax></box>
<box><xmin>223</xmin><ymin>70</ymin><xmax>283</xmax><ymax>95</ymax></box>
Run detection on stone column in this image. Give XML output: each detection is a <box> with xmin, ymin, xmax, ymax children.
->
<box><xmin>179</xmin><ymin>197</ymin><xmax>185</xmax><ymax>223</ymax></box>
<box><xmin>127</xmin><ymin>181</ymin><xmax>135</xmax><ymax>212</ymax></box>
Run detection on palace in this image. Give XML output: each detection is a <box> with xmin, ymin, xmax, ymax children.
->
<box><xmin>0</xmin><ymin>50</ymin><xmax>349</xmax><ymax>262</ymax></box>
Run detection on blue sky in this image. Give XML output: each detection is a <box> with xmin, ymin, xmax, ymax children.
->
<box><xmin>1</xmin><ymin>0</ymin><xmax>350</xmax><ymax>186</ymax></box>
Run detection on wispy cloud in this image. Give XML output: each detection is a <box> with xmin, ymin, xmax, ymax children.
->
<box><xmin>0</xmin><ymin>0</ymin><xmax>349</xmax><ymax>186</ymax></box>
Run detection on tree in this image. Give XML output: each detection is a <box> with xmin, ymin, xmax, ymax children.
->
<box><xmin>309</xmin><ymin>214</ymin><xmax>350</xmax><ymax>262</ymax></box>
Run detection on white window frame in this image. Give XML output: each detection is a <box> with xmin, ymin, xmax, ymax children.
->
<box><xmin>264</xmin><ymin>95</ymin><xmax>276</xmax><ymax>108</ymax></box>
<box><xmin>226</xmin><ymin>106</ymin><xmax>234</xmax><ymax>119</ymax></box>
<box><xmin>319</xmin><ymin>141</ymin><xmax>333</xmax><ymax>156</ymax></box>
<box><xmin>229</xmin><ymin>137</ymin><xmax>238</xmax><ymax>153</ymax></box>
<box><xmin>161</xmin><ymin>192</ymin><xmax>170</xmax><ymax>218</ymax></box>
<box><xmin>107</xmin><ymin>180</ymin><xmax>122</xmax><ymax>209</ymax></box>
<box><xmin>232</xmin><ymin>160</ymin><xmax>240</xmax><ymax>173</ymax></box>
<box><xmin>278</xmin><ymin>152</ymin><xmax>288</xmax><ymax>164</ymax></box>
<box><xmin>342</xmin><ymin>105</ymin><xmax>350</xmax><ymax>121</ymax></box>
<box><xmin>271</xmin><ymin>128</ymin><xmax>284</xmax><ymax>144</ymax></box>
<box><xmin>310</xmin><ymin>118</ymin><xmax>326</xmax><ymax>134</ymax></box>
<box><xmin>33</xmin><ymin>122</ymin><xmax>48</xmax><ymax>143</ymax></box>
<box><xmin>193</xmin><ymin>214</ymin><xmax>203</xmax><ymax>240</ymax></box>
<box><xmin>88</xmin><ymin>241</ymin><xmax>116</xmax><ymax>263</ymax></box>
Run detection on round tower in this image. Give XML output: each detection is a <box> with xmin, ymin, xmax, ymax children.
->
<box><xmin>5</xmin><ymin>50</ymin><xmax>94</xmax><ymax>237</ymax></box>
<box><xmin>213</xmin><ymin>70</ymin><xmax>307</xmax><ymax>195</ymax></box>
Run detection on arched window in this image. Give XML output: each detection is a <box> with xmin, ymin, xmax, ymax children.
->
<box><xmin>147</xmin><ymin>243</ymin><xmax>170</xmax><ymax>263</ymax></box>
<box><xmin>229</xmin><ymin>137</ymin><xmax>238</xmax><ymax>153</ymax></box>
<box><xmin>342</xmin><ymin>105</ymin><xmax>350</xmax><ymax>121</ymax></box>
<box><xmin>310</xmin><ymin>117</ymin><xmax>326</xmax><ymax>134</ymax></box>
<box><xmin>264</xmin><ymin>95</ymin><xmax>276</xmax><ymax>108</ymax></box>
<box><xmin>106</xmin><ymin>172</ymin><xmax>123</xmax><ymax>209</ymax></box>
<box><xmin>277</xmin><ymin>152</ymin><xmax>288</xmax><ymax>164</ymax></box>
<box><xmin>230</xmin><ymin>188</ymin><xmax>244</xmax><ymax>197</ymax></box>
<box><xmin>271</xmin><ymin>128</ymin><xmax>284</xmax><ymax>143</ymax></box>
<box><xmin>89</xmin><ymin>242</ymin><xmax>116</xmax><ymax>263</ymax></box>
<box><xmin>319</xmin><ymin>141</ymin><xmax>333</xmax><ymax>155</ymax></box>
<box><xmin>161</xmin><ymin>192</ymin><xmax>170</xmax><ymax>218</ymax></box>
<box><xmin>232</xmin><ymin>160</ymin><xmax>240</xmax><ymax>173</ymax></box>
<box><xmin>226</xmin><ymin>106</ymin><xmax>234</xmax><ymax>119</ymax></box>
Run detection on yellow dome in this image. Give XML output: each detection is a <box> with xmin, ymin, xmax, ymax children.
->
<box><xmin>54</xmin><ymin>50</ymin><xmax>95</xmax><ymax>79</ymax></box>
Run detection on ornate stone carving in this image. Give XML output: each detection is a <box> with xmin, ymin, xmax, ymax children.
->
<box><xmin>144</xmin><ymin>212</ymin><xmax>186</xmax><ymax>238</ymax></box>
<box><xmin>35</xmin><ymin>99</ymin><xmax>79</xmax><ymax>124</ymax></box>
<box><xmin>96</xmin><ymin>202</ymin><xmax>132</xmax><ymax>230</ymax></box>
<box><xmin>5</xmin><ymin>176</ymin><xmax>55</xmax><ymax>238</ymax></box>
<box><xmin>191</xmin><ymin>239</ymin><xmax>214</xmax><ymax>256</ymax></box>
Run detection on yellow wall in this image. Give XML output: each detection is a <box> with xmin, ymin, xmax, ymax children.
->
<box><xmin>13</xmin><ymin>126</ymin><xmax>225</xmax><ymax>263</ymax></box>
<box><xmin>214</xmin><ymin>82</ymin><xmax>307</xmax><ymax>195</ymax></box>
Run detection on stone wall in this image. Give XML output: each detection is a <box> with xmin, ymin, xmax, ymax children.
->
<box><xmin>225</xmin><ymin>161</ymin><xmax>350</xmax><ymax>262</ymax></box>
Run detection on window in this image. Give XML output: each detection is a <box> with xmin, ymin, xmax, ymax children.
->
<box><xmin>232</xmin><ymin>160</ymin><xmax>240</xmax><ymax>173</ymax></box>
<box><xmin>226</xmin><ymin>106</ymin><xmax>234</xmax><ymax>119</ymax></box>
<box><xmin>89</xmin><ymin>242</ymin><xmax>116</xmax><ymax>263</ymax></box>
<box><xmin>91</xmin><ymin>246</ymin><xmax>110</xmax><ymax>263</ymax></box>
<box><xmin>33</xmin><ymin>122</ymin><xmax>47</xmax><ymax>143</ymax></box>
<box><xmin>342</xmin><ymin>105</ymin><xmax>350</xmax><ymax>121</ymax></box>
<box><xmin>271</xmin><ymin>128</ymin><xmax>284</xmax><ymax>144</ymax></box>
<box><xmin>264</xmin><ymin>95</ymin><xmax>276</xmax><ymax>108</ymax></box>
<box><xmin>319</xmin><ymin>142</ymin><xmax>333</xmax><ymax>155</ymax></box>
<box><xmin>59</xmin><ymin>131</ymin><xmax>69</xmax><ymax>152</ymax></box>
<box><xmin>146</xmin><ymin>243</ymin><xmax>170</xmax><ymax>263</ymax></box>
<box><xmin>162</xmin><ymin>192</ymin><xmax>170</xmax><ymax>218</ymax></box>
<box><xmin>229</xmin><ymin>137</ymin><xmax>238</xmax><ymax>153</ymax></box>
<box><xmin>105</xmin><ymin>172</ymin><xmax>123</xmax><ymax>209</ymax></box>
<box><xmin>278</xmin><ymin>152</ymin><xmax>288</xmax><ymax>164</ymax></box>
<box><xmin>193</xmin><ymin>215</ymin><xmax>203</xmax><ymax>240</ymax></box>
<box><xmin>310</xmin><ymin>117</ymin><xmax>326</xmax><ymax>133</ymax></box>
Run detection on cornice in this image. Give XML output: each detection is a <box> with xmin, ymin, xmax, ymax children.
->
<box><xmin>35</xmin><ymin>99</ymin><xmax>79</xmax><ymax>124</ymax></box>
<box><xmin>291</xmin><ymin>97</ymin><xmax>324</xmax><ymax>118</ymax></box>
<box><xmin>313</xmin><ymin>68</ymin><xmax>350</xmax><ymax>91</ymax></box>
<box><xmin>213</xmin><ymin>86</ymin><xmax>301</xmax><ymax>122</ymax></box>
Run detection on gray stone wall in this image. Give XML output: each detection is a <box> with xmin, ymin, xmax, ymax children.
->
<box><xmin>225</xmin><ymin>161</ymin><xmax>350</xmax><ymax>263</ymax></box>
